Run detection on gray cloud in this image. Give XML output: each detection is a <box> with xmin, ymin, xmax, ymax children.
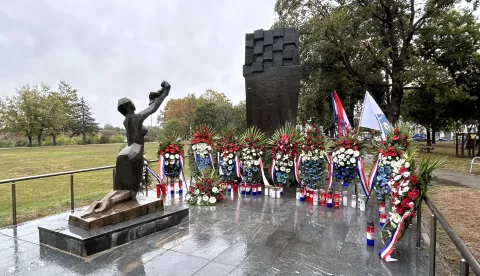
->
<box><xmin>0</xmin><ymin>0</ymin><xmax>277</xmax><ymax>126</ymax></box>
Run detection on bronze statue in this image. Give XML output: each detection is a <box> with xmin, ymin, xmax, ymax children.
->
<box><xmin>82</xmin><ymin>81</ymin><xmax>171</xmax><ymax>217</ymax></box>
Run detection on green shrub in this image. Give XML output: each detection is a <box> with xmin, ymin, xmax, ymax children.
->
<box><xmin>56</xmin><ymin>135</ymin><xmax>77</xmax><ymax>145</ymax></box>
<box><xmin>109</xmin><ymin>134</ymin><xmax>125</xmax><ymax>144</ymax></box>
<box><xmin>0</xmin><ymin>140</ymin><xmax>12</xmax><ymax>148</ymax></box>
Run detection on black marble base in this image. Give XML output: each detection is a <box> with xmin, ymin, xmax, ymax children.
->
<box><xmin>38</xmin><ymin>205</ymin><xmax>189</xmax><ymax>257</ymax></box>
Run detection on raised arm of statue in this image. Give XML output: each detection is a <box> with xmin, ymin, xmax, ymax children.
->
<box><xmin>138</xmin><ymin>81</ymin><xmax>171</xmax><ymax>121</ymax></box>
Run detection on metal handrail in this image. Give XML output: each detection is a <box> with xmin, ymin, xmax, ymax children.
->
<box><xmin>418</xmin><ymin>196</ymin><xmax>480</xmax><ymax>276</ymax></box>
<box><xmin>0</xmin><ymin>159</ymin><xmax>159</xmax><ymax>226</ymax></box>
<box><xmin>0</xmin><ymin>159</ymin><xmax>159</xmax><ymax>185</ymax></box>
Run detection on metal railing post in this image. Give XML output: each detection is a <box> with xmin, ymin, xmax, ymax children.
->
<box><xmin>11</xmin><ymin>182</ymin><xmax>16</xmax><ymax>226</ymax></box>
<box><xmin>70</xmin><ymin>174</ymin><xmax>74</xmax><ymax>212</ymax></box>
<box><xmin>112</xmin><ymin>168</ymin><xmax>116</xmax><ymax>189</ymax></box>
<box><xmin>430</xmin><ymin>214</ymin><xmax>437</xmax><ymax>276</ymax></box>
<box><xmin>416</xmin><ymin>201</ymin><xmax>422</xmax><ymax>249</ymax></box>
<box><xmin>460</xmin><ymin>258</ymin><xmax>469</xmax><ymax>276</ymax></box>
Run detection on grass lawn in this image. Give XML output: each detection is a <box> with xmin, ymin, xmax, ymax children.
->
<box><xmin>0</xmin><ymin>143</ymin><xmax>160</xmax><ymax>227</ymax></box>
<box><xmin>415</xmin><ymin>142</ymin><xmax>472</xmax><ymax>173</ymax></box>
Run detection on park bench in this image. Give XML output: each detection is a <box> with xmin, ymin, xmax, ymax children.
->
<box><xmin>419</xmin><ymin>143</ymin><xmax>435</xmax><ymax>152</ymax></box>
<box><xmin>470</xmin><ymin>157</ymin><xmax>480</xmax><ymax>174</ymax></box>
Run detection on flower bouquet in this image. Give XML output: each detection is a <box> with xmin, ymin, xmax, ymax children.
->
<box><xmin>332</xmin><ymin>130</ymin><xmax>361</xmax><ymax>186</ymax></box>
<box><xmin>268</xmin><ymin>122</ymin><xmax>303</xmax><ymax>186</ymax></box>
<box><xmin>373</xmin><ymin>125</ymin><xmax>411</xmax><ymax>201</ymax></box>
<box><xmin>240</xmin><ymin>126</ymin><xmax>267</xmax><ymax>184</ymax></box>
<box><xmin>379</xmin><ymin>126</ymin><xmax>445</xmax><ymax>262</ymax></box>
<box><xmin>300</xmin><ymin>124</ymin><xmax>332</xmax><ymax>189</ymax></box>
<box><xmin>216</xmin><ymin>128</ymin><xmax>242</xmax><ymax>182</ymax></box>
<box><xmin>158</xmin><ymin>134</ymin><xmax>184</xmax><ymax>179</ymax></box>
<box><xmin>186</xmin><ymin>172</ymin><xmax>224</xmax><ymax>206</ymax></box>
<box><xmin>190</xmin><ymin>124</ymin><xmax>216</xmax><ymax>176</ymax></box>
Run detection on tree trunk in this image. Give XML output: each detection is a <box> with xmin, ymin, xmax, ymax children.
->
<box><xmin>27</xmin><ymin>136</ymin><xmax>32</xmax><ymax>147</ymax></box>
<box><xmin>82</xmin><ymin>132</ymin><xmax>86</xmax><ymax>145</ymax></box>
<box><xmin>37</xmin><ymin>132</ymin><xmax>43</xmax><ymax>146</ymax></box>
<box><xmin>426</xmin><ymin>129</ymin><xmax>432</xmax><ymax>146</ymax></box>
<box><xmin>389</xmin><ymin>63</ymin><xmax>404</xmax><ymax>124</ymax></box>
<box><xmin>432</xmin><ymin>130</ymin><xmax>436</xmax><ymax>145</ymax></box>
<box><xmin>52</xmin><ymin>134</ymin><xmax>57</xmax><ymax>146</ymax></box>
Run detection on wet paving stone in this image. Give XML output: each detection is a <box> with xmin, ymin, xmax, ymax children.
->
<box><xmin>0</xmin><ymin>188</ymin><xmax>429</xmax><ymax>276</ymax></box>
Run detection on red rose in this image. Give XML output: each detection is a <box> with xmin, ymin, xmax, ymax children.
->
<box><xmin>392</xmin><ymin>135</ymin><xmax>399</xmax><ymax>141</ymax></box>
<box><xmin>396</xmin><ymin>206</ymin><xmax>405</xmax><ymax>215</ymax></box>
<box><xmin>190</xmin><ymin>140</ymin><xmax>195</xmax><ymax>145</ymax></box>
<box><xmin>217</xmin><ymin>194</ymin><xmax>223</xmax><ymax>201</ymax></box>
<box><xmin>393</xmin><ymin>182</ymin><xmax>400</xmax><ymax>189</ymax></box>
<box><xmin>399</xmin><ymin>166</ymin><xmax>407</xmax><ymax>174</ymax></box>
<box><xmin>190</xmin><ymin>187</ymin><xmax>194</xmax><ymax>192</ymax></box>
<box><xmin>394</xmin><ymin>128</ymin><xmax>399</xmax><ymax>134</ymax></box>
<box><xmin>345</xmin><ymin>145</ymin><xmax>351</xmax><ymax>149</ymax></box>
<box><xmin>401</xmin><ymin>198</ymin><xmax>411</xmax><ymax>208</ymax></box>
<box><xmin>402</xmin><ymin>134</ymin><xmax>407</xmax><ymax>140</ymax></box>
<box><xmin>195</xmin><ymin>138</ymin><xmax>200</xmax><ymax>143</ymax></box>
<box><xmin>229</xmin><ymin>148</ymin><xmax>234</xmax><ymax>153</ymax></box>
<box><xmin>408</xmin><ymin>188</ymin><xmax>420</xmax><ymax>199</ymax></box>
<box><xmin>409</xmin><ymin>175</ymin><xmax>419</xmax><ymax>184</ymax></box>
<box><xmin>207</xmin><ymin>179</ymin><xmax>213</xmax><ymax>184</ymax></box>
<box><xmin>169</xmin><ymin>149</ymin><xmax>175</xmax><ymax>154</ymax></box>
<box><xmin>346</xmin><ymin>140</ymin><xmax>351</xmax><ymax>144</ymax></box>
<box><xmin>201</xmin><ymin>186</ymin><xmax>205</xmax><ymax>190</ymax></box>
<box><xmin>353</xmin><ymin>146</ymin><xmax>358</xmax><ymax>150</ymax></box>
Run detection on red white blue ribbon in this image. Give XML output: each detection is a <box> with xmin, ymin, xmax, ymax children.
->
<box><xmin>259</xmin><ymin>158</ymin><xmax>270</xmax><ymax>187</ymax></box>
<box><xmin>294</xmin><ymin>155</ymin><xmax>301</xmax><ymax>184</ymax></box>
<box><xmin>270</xmin><ymin>159</ymin><xmax>277</xmax><ymax>183</ymax></box>
<box><xmin>208</xmin><ymin>152</ymin><xmax>214</xmax><ymax>168</ymax></box>
<box><xmin>367</xmin><ymin>153</ymin><xmax>382</xmax><ymax>197</ymax></box>
<box><xmin>356</xmin><ymin>157</ymin><xmax>369</xmax><ymax>197</ymax></box>
<box><xmin>179</xmin><ymin>155</ymin><xmax>185</xmax><ymax>181</ymax></box>
<box><xmin>147</xmin><ymin>166</ymin><xmax>161</xmax><ymax>183</ymax></box>
<box><xmin>325</xmin><ymin>152</ymin><xmax>333</xmax><ymax>191</ymax></box>
<box><xmin>379</xmin><ymin>211</ymin><xmax>415</xmax><ymax>262</ymax></box>
<box><xmin>234</xmin><ymin>156</ymin><xmax>242</xmax><ymax>178</ymax></box>
<box><xmin>217</xmin><ymin>152</ymin><xmax>224</xmax><ymax>175</ymax></box>
<box><xmin>158</xmin><ymin>155</ymin><xmax>165</xmax><ymax>180</ymax></box>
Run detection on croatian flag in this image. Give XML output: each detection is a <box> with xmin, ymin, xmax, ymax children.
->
<box><xmin>332</xmin><ymin>90</ymin><xmax>352</xmax><ymax>138</ymax></box>
<box><xmin>359</xmin><ymin>91</ymin><xmax>392</xmax><ymax>140</ymax></box>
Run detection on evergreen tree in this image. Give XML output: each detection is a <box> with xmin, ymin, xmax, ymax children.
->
<box><xmin>72</xmin><ymin>97</ymin><xmax>99</xmax><ymax>145</ymax></box>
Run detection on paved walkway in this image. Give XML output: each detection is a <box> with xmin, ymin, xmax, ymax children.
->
<box><xmin>0</xmin><ymin>187</ymin><xmax>428</xmax><ymax>276</ymax></box>
<box><xmin>433</xmin><ymin>169</ymin><xmax>480</xmax><ymax>189</ymax></box>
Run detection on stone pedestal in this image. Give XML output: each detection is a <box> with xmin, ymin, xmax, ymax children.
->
<box><xmin>69</xmin><ymin>197</ymin><xmax>164</xmax><ymax>230</ymax></box>
<box><xmin>39</xmin><ymin>204</ymin><xmax>189</xmax><ymax>257</ymax></box>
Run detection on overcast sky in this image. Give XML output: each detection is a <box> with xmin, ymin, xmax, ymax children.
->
<box><xmin>0</xmin><ymin>0</ymin><xmax>277</xmax><ymax>127</ymax></box>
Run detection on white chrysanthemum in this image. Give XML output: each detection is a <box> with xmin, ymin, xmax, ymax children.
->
<box><xmin>228</xmin><ymin>160</ymin><xmax>233</xmax><ymax>164</ymax></box>
<box><xmin>339</xmin><ymin>161</ymin><xmax>345</xmax><ymax>166</ymax></box>
<box><xmin>259</xmin><ymin>151</ymin><xmax>263</xmax><ymax>155</ymax></box>
<box><xmin>346</xmin><ymin>161</ymin><xmax>350</xmax><ymax>165</ymax></box>
<box><xmin>165</xmin><ymin>153</ymin><xmax>170</xmax><ymax>158</ymax></box>
<box><xmin>164</xmin><ymin>161</ymin><xmax>169</xmax><ymax>165</ymax></box>
<box><xmin>333</xmin><ymin>157</ymin><xmax>338</xmax><ymax>163</ymax></box>
<box><xmin>203</xmin><ymin>195</ymin><xmax>209</xmax><ymax>201</ymax></box>
<box><xmin>192</xmin><ymin>145</ymin><xmax>197</xmax><ymax>151</ymax></box>
<box><xmin>195</xmin><ymin>189</ymin><xmax>200</xmax><ymax>195</ymax></box>
<box><xmin>275</xmin><ymin>166</ymin><xmax>279</xmax><ymax>170</ymax></box>
<box><xmin>349</xmin><ymin>158</ymin><xmax>356</xmax><ymax>164</ymax></box>
<box><xmin>403</xmin><ymin>171</ymin><xmax>410</xmax><ymax>178</ymax></box>
<box><xmin>209</xmin><ymin>197</ymin><xmax>217</xmax><ymax>204</ymax></box>
<box><xmin>286</xmin><ymin>168</ymin><xmax>291</xmax><ymax>173</ymax></box>
<box><xmin>169</xmin><ymin>160</ymin><xmax>175</xmax><ymax>164</ymax></box>
<box><xmin>207</xmin><ymin>146</ymin><xmax>212</xmax><ymax>151</ymax></box>
<box><xmin>186</xmin><ymin>194</ymin><xmax>191</xmax><ymax>201</ymax></box>
<box><xmin>312</xmin><ymin>156</ymin><xmax>318</xmax><ymax>161</ymax></box>
<box><xmin>340</xmin><ymin>147</ymin><xmax>345</xmax><ymax>153</ymax></box>
<box><xmin>253</xmin><ymin>160</ymin><xmax>259</xmax><ymax>166</ymax></box>
<box><xmin>346</xmin><ymin>149</ymin><xmax>354</xmax><ymax>155</ymax></box>
<box><xmin>197</xmin><ymin>197</ymin><xmax>202</xmax><ymax>205</ymax></box>
<box><xmin>251</xmin><ymin>148</ymin><xmax>256</xmax><ymax>153</ymax></box>
<box><xmin>169</xmin><ymin>155</ymin><xmax>175</xmax><ymax>160</ymax></box>
<box><xmin>287</xmin><ymin>161</ymin><xmax>293</xmax><ymax>166</ymax></box>
<box><xmin>354</xmin><ymin>151</ymin><xmax>360</xmax><ymax>157</ymax></box>
<box><xmin>315</xmin><ymin>149</ymin><xmax>319</xmax><ymax>154</ymax></box>
<box><xmin>339</xmin><ymin>154</ymin><xmax>345</xmax><ymax>160</ymax></box>
<box><xmin>228</xmin><ymin>153</ymin><xmax>233</xmax><ymax>158</ymax></box>
<box><xmin>405</xmin><ymin>162</ymin><xmax>410</xmax><ymax>168</ymax></box>
<box><xmin>175</xmin><ymin>154</ymin><xmax>180</xmax><ymax>159</ymax></box>
<box><xmin>280</xmin><ymin>166</ymin><xmax>285</xmax><ymax>172</ymax></box>
<box><xmin>212</xmin><ymin>187</ymin><xmax>219</xmax><ymax>193</ymax></box>
<box><xmin>223</xmin><ymin>157</ymin><xmax>228</xmax><ymax>162</ymax></box>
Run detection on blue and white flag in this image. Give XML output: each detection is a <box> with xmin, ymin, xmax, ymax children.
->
<box><xmin>359</xmin><ymin>91</ymin><xmax>392</xmax><ymax>140</ymax></box>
